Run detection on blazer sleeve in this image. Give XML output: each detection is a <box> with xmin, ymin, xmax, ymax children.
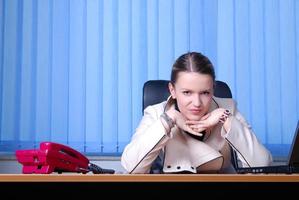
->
<box><xmin>221</xmin><ymin>109</ymin><xmax>273</xmax><ymax>167</ymax></box>
<box><xmin>121</xmin><ymin>104</ymin><xmax>170</xmax><ymax>173</ymax></box>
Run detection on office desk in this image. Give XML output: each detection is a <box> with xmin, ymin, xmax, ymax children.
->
<box><xmin>1</xmin><ymin>173</ymin><xmax>299</xmax><ymax>182</ymax></box>
<box><xmin>1</xmin><ymin>174</ymin><xmax>298</xmax><ymax>196</ymax></box>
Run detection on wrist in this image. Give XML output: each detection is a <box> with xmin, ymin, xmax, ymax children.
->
<box><xmin>219</xmin><ymin>109</ymin><xmax>232</xmax><ymax>132</ymax></box>
<box><xmin>160</xmin><ymin>116</ymin><xmax>171</xmax><ymax>133</ymax></box>
<box><xmin>160</xmin><ymin>112</ymin><xmax>175</xmax><ymax>130</ymax></box>
<box><xmin>223</xmin><ymin>116</ymin><xmax>232</xmax><ymax>133</ymax></box>
<box><xmin>165</xmin><ymin>110</ymin><xmax>176</xmax><ymax>123</ymax></box>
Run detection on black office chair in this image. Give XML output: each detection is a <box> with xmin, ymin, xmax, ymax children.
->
<box><xmin>143</xmin><ymin>80</ymin><xmax>232</xmax><ymax>111</ymax></box>
<box><xmin>142</xmin><ymin>79</ymin><xmax>236</xmax><ymax>173</ymax></box>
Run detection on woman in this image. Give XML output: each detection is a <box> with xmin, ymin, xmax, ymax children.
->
<box><xmin>121</xmin><ymin>52</ymin><xmax>272</xmax><ymax>174</ymax></box>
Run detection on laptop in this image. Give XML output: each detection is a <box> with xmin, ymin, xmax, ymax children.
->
<box><xmin>235</xmin><ymin>120</ymin><xmax>299</xmax><ymax>174</ymax></box>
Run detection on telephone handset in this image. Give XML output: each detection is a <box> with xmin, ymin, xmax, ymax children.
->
<box><xmin>16</xmin><ymin>142</ymin><xmax>115</xmax><ymax>174</ymax></box>
<box><xmin>174</xmin><ymin>100</ymin><xmax>205</xmax><ymax>141</ymax></box>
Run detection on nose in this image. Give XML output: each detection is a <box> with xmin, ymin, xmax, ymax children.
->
<box><xmin>192</xmin><ymin>94</ymin><xmax>202</xmax><ymax>107</ymax></box>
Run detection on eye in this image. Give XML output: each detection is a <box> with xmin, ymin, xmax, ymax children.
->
<box><xmin>202</xmin><ymin>91</ymin><xmax>210</xmax><ymax>95</ymax></box>
<box><xmin>182</xmin><ymin>91</ymin><xmax>191</xmax><ymax>96</ymax></box>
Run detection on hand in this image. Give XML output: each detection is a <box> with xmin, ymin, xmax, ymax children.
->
<box><xmin>186</xmin><ymin>108</ymin><xmax>228</xmax><ymax>132</ymax></box>
<box><xmin>166</xmin><ymin>109</ymin><xmax>203</xmax><ymax>137</ymax></box>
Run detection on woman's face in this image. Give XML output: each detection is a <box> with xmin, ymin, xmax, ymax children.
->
<box><xmin>169</xmin><ymin>72</ymin><xmax>214</xmax><ymax>121</ymax></box>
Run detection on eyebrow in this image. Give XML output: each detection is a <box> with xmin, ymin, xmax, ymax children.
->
<box><xmin>180</xmin><ymin>88</ymin><xmax>212</xmax><ymax>92</ymax></box>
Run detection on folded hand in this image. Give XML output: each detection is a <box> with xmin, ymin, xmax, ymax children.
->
<box><xmin>186</xmin><ymin>108</ymin><xmax>227</xmax><ymax>133</ymax></box>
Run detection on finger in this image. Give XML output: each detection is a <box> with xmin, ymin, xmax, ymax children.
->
<box><xmin>184</xmin><ymin>125</ymin><xmax>203</xmax><ymax>136</ymax></box>
<box><xmin>223</xmin><ymin>113</ymin><xmax>229</xmax><ymax>117</ymax></box>
<box><xmin>201</xmin><ymin>113</ymin><xmax>210</xmax><ymax>120</ymax></box>
<box><xmin>189</xmin><ymin>125</ymin><xmax>197</xmax><ymax>129</ymax></box>
<box><xmin>186</xmin><ymin>120</ymin><xmax>205</xmax><ymax>125</ymax></box>
<box><xmin>189</xmin><ymin>125</ymin><xmax>207</xmax><ymax>133</ymax></box>
<box><xmin>189</xmin><ymin>124</ymin><xmax>207</xmax><ymax>129</ymax></box>
<box><xmin>186</xmin><ymin>129</ymin><xmax>203</xmax><ymax>136</ymax></box>
<box><xmin>185</xmin><ymin>120</ymin><xmax>198</xmax><ymax>125</ymax></box>
<box><xmin>219</xmin><ymin>115</ymin><xmax>228</xmax><ymax>123</ymax></box>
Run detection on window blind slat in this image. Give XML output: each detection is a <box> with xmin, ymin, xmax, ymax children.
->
<box><xmin>0</xmin><ymin>0</ymin><xmax>298</xmax><ymax>157</ymax></box>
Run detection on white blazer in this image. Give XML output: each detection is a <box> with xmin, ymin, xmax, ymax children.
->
<box><xmin>121</xmin><ymin>97</ymin><xmax>272</xmax><ymax>174</ymax></box>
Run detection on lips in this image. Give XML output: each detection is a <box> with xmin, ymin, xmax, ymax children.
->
<box><xmin>189</xmin><ymin>109</ymin><xmax>201</xmax><ymax>114</ymax></box>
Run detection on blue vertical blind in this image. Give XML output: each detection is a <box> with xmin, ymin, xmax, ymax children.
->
<box><xmin>0</xmin><ymin>0</ymin><xmax>298</xmax><ymax>157</ymax></box>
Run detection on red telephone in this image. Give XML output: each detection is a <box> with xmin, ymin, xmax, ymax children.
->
<box><xmin>15</xmin><ymin>142</ymin><xmax>115</xmax><ymax>174</ymax></box>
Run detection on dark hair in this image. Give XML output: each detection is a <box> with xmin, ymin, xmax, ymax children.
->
<box><xmin>170</xmin><ymin>52</ymin><xmax>215</xmax><ymax>84</ymax></box>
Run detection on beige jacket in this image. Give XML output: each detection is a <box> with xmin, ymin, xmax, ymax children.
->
<box><xmin>121</xmin><ymin>97</ymin><xmax>272</xmax><ymax>174</ymax></box>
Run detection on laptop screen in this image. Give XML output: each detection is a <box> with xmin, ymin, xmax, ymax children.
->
<box><xmin>234</xmin><ymin>120</ymin><xmax>299</xmax><ymax>174</ymax></box>
<box><xmin>287</xmin><ymin>121</ymin><xmax>299</xmax><ymax>167</ymax></box>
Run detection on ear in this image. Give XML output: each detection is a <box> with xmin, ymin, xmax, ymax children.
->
<box><xmin>168</xmin><ymin>82</ymin><xmax>176</xmax><ymax>99</ymax></box>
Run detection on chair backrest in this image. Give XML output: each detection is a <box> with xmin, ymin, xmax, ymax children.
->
<box><xmin>142</xmin><ymin>80</ymin><xmax>232</xmax><ymax>111</ymax></box>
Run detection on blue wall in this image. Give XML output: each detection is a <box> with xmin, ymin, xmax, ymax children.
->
<box><xmin>0</xmin><ymin>0</ymin><xmax>298</xmax><ymax>157</ymax></box>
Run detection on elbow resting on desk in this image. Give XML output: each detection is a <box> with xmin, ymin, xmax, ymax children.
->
<box><xmin>121</xmin><ymin>153</ymin><xmax>151</xmax><ymax>174</ymax></box>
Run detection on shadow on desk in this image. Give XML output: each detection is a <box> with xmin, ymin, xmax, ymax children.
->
<box><xmin>1</xmin><ymin>174</ymin><xmax>299</xmax><ymax>197</ymax></box>
<box><xmin>1</xmin><ymin>182</ymin><xmax>299</xmax><ymax>197</ymax></box>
